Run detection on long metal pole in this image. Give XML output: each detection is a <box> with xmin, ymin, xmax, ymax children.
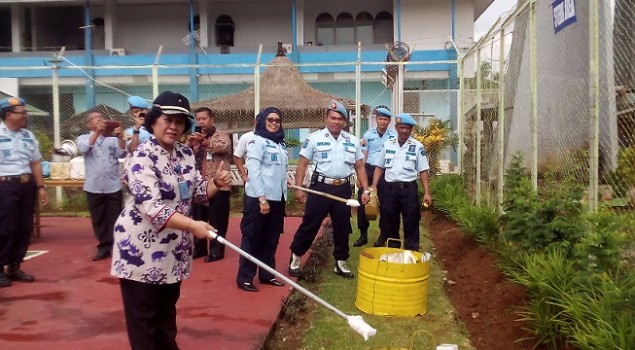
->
<box><xmin>497</xmin><ymin>29</ymin><xmax>506</xmax><ymax>212</ymax></box>
<box><xmin>50</xmin><ymin>47</ymin><xmax>65</xmax><ymax>207</ymax></box>
<box><xmin>152</xmin><ymin>45</ymin><xmax>163</xmax><ymax>99</ymax></box>
<box><xmin>475</xmin><ymin>48</ymin><xmax>482</xmax><ymax>205</ymax></box>
<box><xmin>589</xmin><ymin>0</ymin><xmax>600</xmax><ymax>211</ymax></box>
<box><xmin>529</xmin><ymin>0</ymin><xmax>538</xmax><ymax>191</ymax></box>
<box><xmin>355</xmin><ymin>41</ymin><xmax>361</xmax><ymax>138</ymax></box>
<box><xmin>254</xmin><ymin>45</ymin><xmax>263</xmax><ymax>117</ymax></box>
<box><xmin>457</xmin><ymin>58</ymin><xmax>463</xmax><ymax>172</ymax></box>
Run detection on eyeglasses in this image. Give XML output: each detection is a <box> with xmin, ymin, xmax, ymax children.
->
<box><xmin>11</xmin><ymin>111</ymin><xmax>28</xmax><ymax>116</ymax></box>
<box><xmin>266</xmin><ymin>118</ymin><xmax>281</xmax><ymax>124</ymax></box>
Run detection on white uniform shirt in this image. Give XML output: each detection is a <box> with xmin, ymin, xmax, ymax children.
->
<box><xmin>244</xmin><ymin>135</ymin><xmax>288</xmax><ymax>201</ymax></box>
<box><xmin>0</xmin><ymin>122</ymin><xmax>42</xmax><ymax>176</ymax></box>
<box><xmin>299</xmin><ymin>128</ymin><xmax>363</xmax><ymax>178</ymax></box>
<box><xmin>233</xmin><ymin>130</ymin><xmax>255</xmax><ymax>159</ymax></box>
<box><xmin>375</xmin><ymin>137</ymin><xmax>430</xmax><ymax>182</ymax></box>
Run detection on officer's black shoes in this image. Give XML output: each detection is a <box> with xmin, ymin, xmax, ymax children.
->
<box><xmin>0</xmin><ymin>272</ymin><xmax>12</xmax><ymax>287</ymax></box>
<box><xmin>204</xmin><ymin>255</ymin><xmax>223</xmax><ymax>263</ymax></box>
<box><xmin>92</xmin><ymin>250</ymin><xmax>111</xmax><ymax>261</ymax></box>
<box><xmin>237</xmin><ymin>282</ymin><xmax>259</xmax><ymax>292</ymax></box>
<box><xmin>7</xmin><ymin>264</ymin><xmax>34</xmax><ymax>282</ymax></box>
<box><xmin>373</xmin><ymin>240</ymin><xmax>386</xmax><ymax>247</ymax></box>
<box><xmin>260</xmin><ymin>278</ymin><xmax>285</xmax><ymax>287</ymax></box>
<box><xmin>288</xmin><ymin>253</ymin><xmax>303</xmax><ymax>277</ymax></box>
<box><xmin>353</xmin><ymin>236</ymin><xmax>368</xmax><ymax>247</ymax></box>
<box><xmin>192</xmin><ymin>250</ymin><xmax>207</xmax><ymax>259</ymax></box>
<box><xmin>334</xmin><ymin>260</ymin><xmax>355</xmax><ymax>279</ymax></box>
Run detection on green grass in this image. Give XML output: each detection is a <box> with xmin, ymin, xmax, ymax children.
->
<box><xmin>292</xmin><ymin>219</ymin><xmax>474</xmax><ymax>350</ymax></box>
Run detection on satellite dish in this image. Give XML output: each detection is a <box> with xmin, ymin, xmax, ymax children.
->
<box><xmin>387</xmin><ymin>42</ymin><xmax>411</xmax><ymax>62</ymax></box>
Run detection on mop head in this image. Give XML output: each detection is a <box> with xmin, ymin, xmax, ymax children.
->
<box><xmin>346</xmin><ymin>199</ymin><xmax>361</xmax><ymax>207</ymax></box>
<box><xmin>347</xmin><ymin>315</ymin><xmax>377</xmax><ymax>340</ymax></box>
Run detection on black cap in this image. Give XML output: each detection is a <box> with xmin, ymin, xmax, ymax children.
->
<box><xmin>152</xmin><ymin>91</ymin><xmax>191</xmax><ymax>116</ymax></box>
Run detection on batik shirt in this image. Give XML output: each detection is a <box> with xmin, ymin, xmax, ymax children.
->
<box><xmin>110</xmin><ymin>137</ymin><xmax>208</xmax><ymax>284</ymax></box>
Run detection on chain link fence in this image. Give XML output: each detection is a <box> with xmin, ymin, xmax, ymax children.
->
<box><xmin>3</xmin><ymin>51</ymin><xmax>459</xmax><ymax>179</ymax></box>
<box><xmin>459</xmin><ymin>0</ymin><xmax>635</xmax><ymax>213</ymax></box>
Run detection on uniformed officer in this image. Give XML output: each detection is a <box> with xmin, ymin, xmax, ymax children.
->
<box><xmin>288</xmin><ymin>100</ymin><xmax>370</xmax><ymax>279</ymax></box>
<box><xmin>0</xmin><ymin>96</ymin><xmax>49</xmax><ymax>287</ymax></box>
<box><xmin>124</xmin><ymin>96</ymin><xmax>151</xmax><ymax>152</ymax></box>
<box><xmin>353</xmin><ymin>106</ymin><xmax>397</xmax><ymax>247</ymax></box>
<box><xmin>370</xmin><ymin>113</ymin><xmax>432</xmax><ymax>251</ymax></box>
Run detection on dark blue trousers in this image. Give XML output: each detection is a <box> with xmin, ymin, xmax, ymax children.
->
<box><xmin>357</xmin><ymin>163</ymin><xmax>387</xmax><ymax>233</ymax></box>
<box><xmin>119</xmin><ymin>278</ymin><xmax>181</xmax><ymax>350</ymax></box>
<box><xmin>290</xmin><ymin>182</ymin><xmax>352</xmax><ymax>261</ymax></box>
<box><xmin>380</xmin><ymin>181</ymin><xmax>421</xmax><ymax>251</ymax></box>
<box><xmin>86</xmin><ymin>190</ymin><xmax>122</xmax><ymax>254</ymax></box>
<box><xmin>236</xmin><ymin>196</ymin><xmax>285</xmax><ymax>284</ymax></box>
<box><xmin>0</xmin><ymin>181</ymin><xmax>35</xmax><ymax>266</ymax></box>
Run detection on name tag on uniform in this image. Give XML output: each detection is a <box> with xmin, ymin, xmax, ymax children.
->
<box><xmin>178</xmin><ymin>181</ymin><xmax>191</xmax><ymax>200</ymax></box>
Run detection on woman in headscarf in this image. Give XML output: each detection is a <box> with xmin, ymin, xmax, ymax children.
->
<box><xmin>236</xmin><ymin>107</ymin><xmax>289</xmax><ymax>292</ymax></box>
<box><xmin>110</xmin><ymin>91</ymin><xmax>232</xmax><ymax>349</ymax></box>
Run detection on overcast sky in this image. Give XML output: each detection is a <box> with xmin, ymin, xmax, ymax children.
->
<box><xmin>474</xmin><ymin>0</ymin><xmax>518</xmax><ymax>38</ymax></box>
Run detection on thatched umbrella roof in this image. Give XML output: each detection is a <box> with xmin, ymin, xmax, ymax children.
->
<box><xmin>61</xmin><ymin>104</ymin><xmax>131</xmax><ymax>138</ymax></box>
<box><xmin>191</xmin><ymin>52</ymin><xmax>368</xmax><ymax>132</ymax></box>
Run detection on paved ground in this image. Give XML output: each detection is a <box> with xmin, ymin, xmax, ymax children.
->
<box><xmin>0</xmin><ymin>216</ymin><xmax>301</xmax><ymax>350</ymax></box>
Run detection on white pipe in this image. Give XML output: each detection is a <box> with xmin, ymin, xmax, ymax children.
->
<box><xmin>207</xmin><ymin>230</ymin><xmax>377</xmax><ymax>340</ymax></box>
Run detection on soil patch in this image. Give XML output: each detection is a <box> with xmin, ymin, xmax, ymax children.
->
<box><xmin>425</xmin><ymin>209</ymin><xmax>544</xmax><ymax>350</ymax></box>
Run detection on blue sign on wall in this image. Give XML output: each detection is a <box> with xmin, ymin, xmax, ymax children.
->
<box><xmin>552</xmin><ymin>0</ymin><xmax>577</xmax><ymax>34</ymax></box>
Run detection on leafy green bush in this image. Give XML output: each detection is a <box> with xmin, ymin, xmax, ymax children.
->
<box><xmin>34</xmin><ymin>130</ymin><xmax>53</xmax><ymax>161</ymax></box>
<box><xmin>505</xmin><ymin>249</ymin><xmax>579</xmax><ymax>349</ymax></box>
<box><xmin>556</xmin><ymin>270</ymin><xmax>635</xmax><ymax>350</ymax></box>
<box><xmin>574</xmin><ymin>208</ymin><xmax>630</xmax><ymax>272</ymax></box>
<box><xmin>604</xmin><ymin>146</ymin><xmax>635</xmax><ymax>198</ymax></box>
<box><xmin>429</xmin><ymin>174</ymin><xmax>499</xmax><ymax>244</ymax></box>
<box><xmin>428</xmin><ymin>174</ymin><xmax>470</xmax><ymax>215</ymax></box>
<box><xmin>502</xmin><ymin>153</ymin><xmax>585</xmax><ymax>255</ymax></box>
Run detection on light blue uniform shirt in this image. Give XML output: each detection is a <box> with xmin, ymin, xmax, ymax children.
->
<box><xmin>0</xmin><ymin>122</ymin><xmax>42</xmax><ymax>176</ymax></box>
<box><xmin>362</xmin><ymin>128</ymin><xmax>397</xmax><ymax>166</ymax></box>
<box><xmin>375</xmin><ymin>137</ymin><xmax>430</xmax><ymax>182</ymax></box>
<box><xmin>299</xmin><ymin>128</ymin><xmax>363</xmax><ymax>178</ymax></box>
<box><xmin>76</xmin><ymin>132</ymin><xmax>127</xmax><ymax>193</ymax></box>
<box><xmin>124</xmin><ymin>126</ymin><xmax>152</xmax><ymax>149</ymax></box>
<box><xmin>244</xmin><ymin>135</ymin><xmax>289</xmax><ymax>201</ymax></box>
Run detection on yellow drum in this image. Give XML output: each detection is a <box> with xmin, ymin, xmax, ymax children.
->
<box><xmin>355</xmin><ymin>244</ymin><xmax>430</xmax><ymax>317</ymax></box>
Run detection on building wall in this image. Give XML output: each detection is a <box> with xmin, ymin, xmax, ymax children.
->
<box><xmin>400</xmin><ymin>0</ymin><xmax>474</xmax><ymax>50</ymax></box>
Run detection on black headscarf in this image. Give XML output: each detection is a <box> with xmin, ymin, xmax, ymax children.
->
<box><xmin>254</xmin><ymin>107</ymin><xmax>285</xmax><ymax>145</ymax></box>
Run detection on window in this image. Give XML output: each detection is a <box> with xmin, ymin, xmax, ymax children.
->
<box><xmin>315</xmin><ymin>13</ymin><xmax>334</xmax><ymax>46</ymax></box>
<box><xmin>215</xmin><ymin>15</ymin><xmax>234</xmax><ymax>47</ymax></box>
<box><xmin>335</xmin><ymin>13</ymin><xmax>354</xmax><ymax>45</ymax></box>
<box><xmin>355</xmin><ymin>12</ymin><xmax>373</xmax><ymax>45</ymax></box>
<box><xmin>374</xmin><ymin>11</ymin><xmax>394</xmax><ymax>45</ymax></box>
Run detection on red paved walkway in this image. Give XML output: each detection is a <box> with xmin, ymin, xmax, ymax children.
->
<box><xmin>0</xmin><ymin>216</ymin><xmax>301</xmax><ymax>350</ymax></box>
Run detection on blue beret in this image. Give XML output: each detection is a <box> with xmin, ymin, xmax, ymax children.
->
<box><xmin>128</xmin><ymin>96</ymin><xmax>149</xmax><ymax>109</ymax></box>
<box><xmin>374</xmin><ymin>107</ymin><xmax>393</xmax><ymax>118</ymax></box>
<box><xmin>327</xmin><ymin>100</ymin><xmax>348</xmax><ymax>119</ymax></box>
<box><xmin>395</xmin><ymin>113</ymin><xmax>417</xmax><ymax>126</ymax></box>
<box><xmin>0</xmin><ymin>96</ymin><xmax>25</xmax><ymax>110</ymax></box>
